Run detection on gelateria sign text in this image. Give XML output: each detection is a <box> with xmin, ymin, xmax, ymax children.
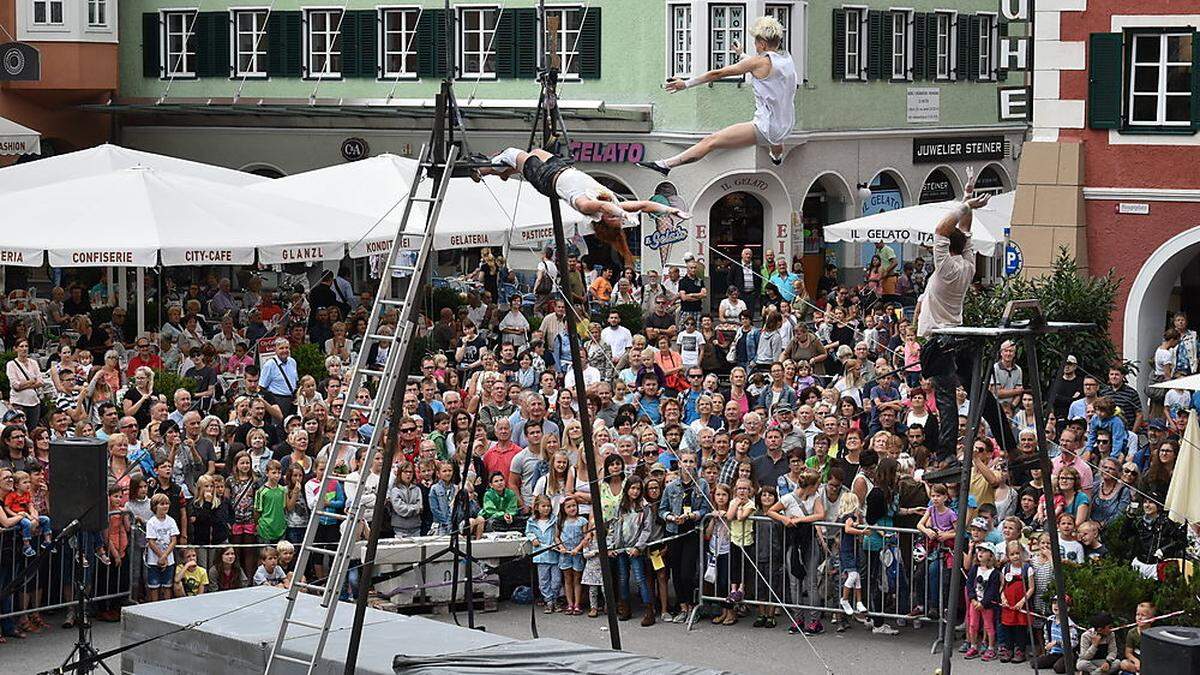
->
<box><xmin>569</xmin><ymin>141</ymin><xmax>645</xmax><ymax>164</ymax></box>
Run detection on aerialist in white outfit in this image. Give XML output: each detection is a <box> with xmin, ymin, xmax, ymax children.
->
<box><xmin>474</xmin><ymin>147</ymin><xmax>691</xmax><ymax>265</ymax></box>
<box><xmin>637</xmin><ymin>15</ymin><xmax>797</xmax><ymax>177</ymax></box>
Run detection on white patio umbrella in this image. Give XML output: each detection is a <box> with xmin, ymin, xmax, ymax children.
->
<box><xmin>822</xmin><ymin>191</ymin><xmax>1014</xmax><ymax>256</ymax></box>
<box><xmin>0</xmin><ymin>142</ymin><xmax>266</xmax><ymax>194</ymax></box>
<box><xmin>0</xmin><ymin>165</ymin><xmax>377</xmax><ymax>268</ymax></box>
<box><xmin>248</xmin><ymin>153</ymin><xmax>591</xmax><ymax>258</ymax></box>
<box><xmin>1166</xmin><ymin>410</ymin><xmax>1200</xmax><ymax>525</ymax></box>
<box><xmin>1149</xmin><ymin>373</ymin><xmax>1200</xmax><ymax>391</ymax></box>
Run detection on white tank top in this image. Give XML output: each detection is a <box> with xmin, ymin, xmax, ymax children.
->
<box><xmin>752</xmin><ymin>51</ymin><xmax>797</xmax><ymax>146</ymax></box>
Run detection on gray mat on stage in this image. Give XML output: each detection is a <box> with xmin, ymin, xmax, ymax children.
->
<box><xmin>120</xmin><ymin>586</ymin><xmax>510</xmax><ymax>674</ymax></box>
<box><xmin>120</xmin><ymin>587</ymin><xmax>726</xmax><ymax>675</ymax></box>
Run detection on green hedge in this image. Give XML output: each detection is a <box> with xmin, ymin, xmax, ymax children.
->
<box><xmin>292</xmin><ymin>342</ymin><xmax>329</xmax><ymax>382</ymax></box>
<box><xmin>152</xmin><ymin>369</ymin><xmax>196</xmax><ymax>397</ymax></box>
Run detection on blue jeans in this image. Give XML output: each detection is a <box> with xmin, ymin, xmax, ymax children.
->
<box><xmin>18</xmin><ymin>515</ymin><xmax>51</xmax><ymax>542</ymax></box>
<box><xmin>615</xmin><ymin>553</ymin><xmax>651</xmax><ymax>604</ymax></box>
<box><xmin>536</xmin><ymin>563</ymin><xmax>562</xmax><ymax>603</ymax></box>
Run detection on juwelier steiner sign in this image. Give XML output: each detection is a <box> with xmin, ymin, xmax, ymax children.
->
<box><xmin>913</xmin><ymin>136</ymin><xmax>1006</xmax><ymax>164</ymax></box>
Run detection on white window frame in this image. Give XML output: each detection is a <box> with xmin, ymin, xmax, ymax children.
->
<box><xmin>889</xmin><ymin>9</ymin><xmax>912</xmax><ymax>80</ymax></box>
<box><xmin>32</xmin><ymin>0</ymin><xmax>64</xmax><ymax>25</ymax></box>
<box><xmin>843</xmin><ymin>6</ymin><xmax>868</xmax><ymax>81</ymax></box>
<box><xmin>380</xmin><ymin>6</ymin><xmax>420</xmax><ymax>80</ymax></box>
<box><xmin>161</xmin><ymin>9</ymin><xmax>198</xmax><ymax>79</ymax></box>
<box><xmin>708</xmin><ymin>3</ymin><xmax>746</xmax><ymax>76</ymax></box>
<box><xmin>765</xmin><ymin>3</ymin><xmax>792</xmax><ymax>53</ymax></box>
<box><xmin>457</xmin><ymin>5</ymin><xmax>499</xmax><ymax>80</ymax></box>
<box><xmin>976</xmin><ymin>13</ymin><xmax>994</xmax><ymax>81</ymax></box>
<box><xmin>304</xmin><ymin>8</ymin><xmax>344</xmax><ymax>80</ymax></box>
<box><xmin>1127</xmin><ymin>32</ymin><xmax>1194</xmax><ymax>128</ymax></box>
<box><xmin>231</xmin><ymin>8</ymin><xmax>268</xmax><ymax>78</ymax></box>
<box><xmin>541</xmin><ymin>6</ymin><xmax>584</xmax><ymax>80</ymax></box>
<box><xmin>666</xmin><ymin>3</ymin><xmax>693</xmax><ymax>79</ymax></box>
<box><xmin>87</xmin><ymin>0</ymin><xmax>107</xmax><ymax>28</ymax></box>
<box><xmin>934</xmin><ymin>11</ymin><xmax>954</xmax><ymax>80</ymax></box>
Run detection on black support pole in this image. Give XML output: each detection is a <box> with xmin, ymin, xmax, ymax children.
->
<box><xmin>939</xmin><ymin>343</ymin><xmax>993</xmax><ymax>675</ymax></box>
<box><xmin>548</xmin><ymin>201</ymin><xmax>622</xmax><ymax>650</ymax></box>
<box><xmin>1022</xmin><ymin>335</ymin><xmax>1075</xmax><ymax>673</ymax></box>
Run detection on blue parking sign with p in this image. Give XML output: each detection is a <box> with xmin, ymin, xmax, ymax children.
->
<box><xmin>1004</xmin><ymin>241</ymin><xmax>1023</xmax><ymax>276</ymax></box>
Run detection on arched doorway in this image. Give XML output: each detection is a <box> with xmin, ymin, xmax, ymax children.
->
<box><xmin>1124</xmin><ymin>226</ymin><xmax>1200</xmax><ymax>395</ymax></box>
<box><xmin>854</xmin><ymin>170</ymin><xmax>909</xmax><ymax>279</ymax></box>
<box><xmin>919</xmin><ymin>167</ymin><xmax>960</xmax><ymax>204</ymax></box>
<box><xmin>708</xmin><ymin>191</ymin><xmax>765</xmax><ymax>307</ymax></box>
<box><xmin>588</xmin><ymin>175</ymin><xmax>637</xmax><ymax>270</ymax></box>
<box><xmin>802</xmin><ymin>172</ymin><xmax>852</xmax><ymax>294</ymax></box>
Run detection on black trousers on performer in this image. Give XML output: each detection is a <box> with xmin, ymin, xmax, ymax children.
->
<box><xmin>919</xmin><ymin>335</ymin><xmax>1015</xmax><ymax>462</ymax></box>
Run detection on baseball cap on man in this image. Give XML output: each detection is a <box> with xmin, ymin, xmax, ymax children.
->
<box><xmin>1065</xmin><ymin>355</ymin><xmax>1078</xmax><ymax>364</ymax></box>
<box><xmin>3</xmin><ymin>410</ymin><xmax>26</xmax><ymax>423</ymax></box>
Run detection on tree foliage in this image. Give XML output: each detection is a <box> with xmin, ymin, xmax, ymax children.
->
<box><xmin>964</xmin><ymin>247</ymin><xmax>1124</xmax><ymax>391</ymax></box>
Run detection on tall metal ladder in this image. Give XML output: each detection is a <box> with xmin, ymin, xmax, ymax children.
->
<box><xmin>264</xmin><ymin>144</ymin><xmax>458</xmax><ymax>674</ymax></box>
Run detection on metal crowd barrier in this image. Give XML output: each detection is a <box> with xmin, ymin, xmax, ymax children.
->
<box><xmin>0</xmin><ymin>525</ymin><xmax>132</xmax><ymax>621</ymax></box>
<box><xmin>693</xmin><ymin>514</ymin><xmax>946</xmax><ymax>651</ymax></box>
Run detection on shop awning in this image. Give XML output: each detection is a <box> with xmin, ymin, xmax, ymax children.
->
<box><xmin>822</xmin><ymin>191</ymin><xmax>1013</xmax><ymax>257</ymax></box>
<box><xmin>0</xmin><ymin>116</ymin><xmax>40</xmax><ymax>156</ymax></box>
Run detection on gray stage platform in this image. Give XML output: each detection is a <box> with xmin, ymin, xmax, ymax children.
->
<box><xmin>120</xmin><ymin>587</ymin><xmax>726</xmax><ymax>674</ymax></box>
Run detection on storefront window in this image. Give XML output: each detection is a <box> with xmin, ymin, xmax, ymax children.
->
<box><xmin>709</xmin><ymin>191</ymin><xmax>764</xmax><ymax>304</ymax></box>
<box><xmin>919</xmin><ymin>168</ymin><xmax>957</xmax><ymax>204</ymax></box>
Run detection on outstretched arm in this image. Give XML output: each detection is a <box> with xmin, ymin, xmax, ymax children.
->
<box><xmin>618</xmin><ymin>200</ymin><xmax>692</xmax><ymax>219</ymax></box>
<box><xmin>665</xmin><ymin>54</ymin><xmax>769</xmax><ymax>91</ymax></box>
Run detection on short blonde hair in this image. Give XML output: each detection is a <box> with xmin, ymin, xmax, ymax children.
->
<box><xmin>750</xmin><ymin>16</ymin><xmax>785</xmax><ymax>46</ymax></box>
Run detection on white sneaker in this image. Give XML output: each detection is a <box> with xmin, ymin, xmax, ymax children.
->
<box><xmin>855</xmin><ymin>601</ymin><xmax>868</xmax><ymax>614</ymax></box>
<box><xmin>661</xmin><ymin>613</ymin><xmax>674</xmax><ymax>624</ymax></box>
<box><xmin>872</xmin><ymin>624</ymin><xmax>900</xmax><ymax>636</ymax></box>
<box><xmin>839</xmin><ymin>599</ymin><xmax>855</xmax><ymax>615</ymax></box>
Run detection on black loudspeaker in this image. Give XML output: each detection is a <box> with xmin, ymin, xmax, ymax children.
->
<box><xmin>49</xmin><ymin>437</ymin><xmax>109</xmax><ymax>532</ymax></box>
<box><xmin>1143</xmin><ymin>625</ymin><xmax>1200</xmax><ymax>675</ymax></box>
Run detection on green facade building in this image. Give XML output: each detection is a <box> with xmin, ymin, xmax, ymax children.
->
<box><xmin>113</xmin><ymin>0</ymin><xmax>1025</xmax><ymax>285</ymax></box>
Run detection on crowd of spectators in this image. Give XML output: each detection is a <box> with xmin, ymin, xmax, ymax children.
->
<box><xmin>0</xmin><ymin>249</ymin><xmax>1194</xmax><ymax>673</ymax></box>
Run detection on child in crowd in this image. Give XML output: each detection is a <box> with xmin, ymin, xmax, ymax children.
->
<box><xmin>706</xmin><ymin>483</ymin><xmax>734</xmax><ymax>626</ymax></box>
<box><xmin>388</xmin><ymin>461</ymin><xmax>423</xmax><ymax>537</ymax></box>
<box><xmin>246</xmin><ymin>428</ymin><xmax>272</xmax><ymax>478</ymax></box>
<box><xmin>207</xmin><ymin>545</ymin><xmax>248</xmax><ymax>592</ymax></box>
<box><xmin>276</xmin><ymin>540</ymin><xmax>297</xmax><ymax>589</ymax></box>
<box><xmin>474</xmin><ymin>471</ymin><xmax>518</xmax><ymax>536</ymax></box>
<box><xmin>997</xmin><ymin>540</ymin><xmax>1033</xmax><ymax>663</ymax></box>
<box><xmin>556</xmin><ymin>497</ymin><xmax>589</xmax><ymax>616</ymax></box>
<box><xmin>145</xmin><ymin>492</ymin><xmax>180</xmax><ymax>603</ymax></box>
<box><xmin>173</xmin><ymin>547</ymin><xmax>209</xmax><ymax>597</ymax></box>
<box><xmin>581</xmin><ymin>513</ymin><xmax>605</xmax><ymax>618</ymax></box>
<box><xmin>254</xmin><ymin>459</ymin><xmax>287</xmax><ymax>545</ymax></box>
<box><xmin>227</xmin><ymin>451</ymin><xmax>260</xmax><ymax>575</ymax></box>
<box><xmin>254</xmin><ymin>546</ymin><xmax>287</xmax><ymax>587</ymax></box>
<box><xmin>417</xmin><ymin>459</ymin><xmax>437</xmax><ymax>536</ymax></box>
<box><xmin>126</xmin><ymin>475</ymin><xmax>153</xmax><ymax>602</ymax></box>
<box><xmin>753</xmin><ymin>485</ymin><xmax>783</xmax><ymax>628</ymax></box>
<box><xmin>917</xmin><ymin>483</ymin><xmax>956</xmax><ymax>619</ymax></box>
<box><xmin>106</xmin><ymin>483</ymin><xmax>129</xmax><ymax>569</ymax></box>
<box><xmin>5</xmin><ymin>470</ymin><xmax>53</xmax><ymax>556</ymax></box>
<box><xmin>726</xmin><ymin>478</ymin><xmax>756</xmax><ymax>608</ymax></box>
<box><xmin>283</xmin><ymin>463</ymin><xmax>310</xmax><ymax>545</ymax></box>
<box><xmin>838</xmin><ymin>492</ymin><xmax>868</xmax><ymax>619</ymax></box>
<box><xmin>525</xmin><ymin>495</ymin><xmax>560</xmax><ymax>612</ymax></box>
<box><xmin>190</xmin><ymin>474</ymin><xmax>231</xmax><ymax>570</ymax></box>
<box><xmin>1120</xmin><ymin>601</ymin><xmax>1155</xmax><ymax>674</ymax></box>
<box><xmin>963</xmin><ymin>542</ymin><xmax>1001</xmax><ymax>661</ymax></box>
<box><xmin>1032</xmin><ymin>596</ymin><xmax>1078</xmax><ymax>673</ymax></box>
<box><xmin>428</xmin><ymin>461</ymin><xmax>457</xmax><ymax>536</ymax></box>
<box><xmin>1077</xmin><ymin>612</ymin><xmax>1120</xmax><ymax>674</ymax></box>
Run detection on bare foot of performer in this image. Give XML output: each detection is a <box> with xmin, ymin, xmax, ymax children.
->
<box><xmin>636</xmin><ymin>16</ymin><xmax>796</xmax><ymax>177</ymax></box>
<box><xmin>475</xmin><ymin>148</ymin><xmax>691</xmax><ymax>265</ymax></box>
